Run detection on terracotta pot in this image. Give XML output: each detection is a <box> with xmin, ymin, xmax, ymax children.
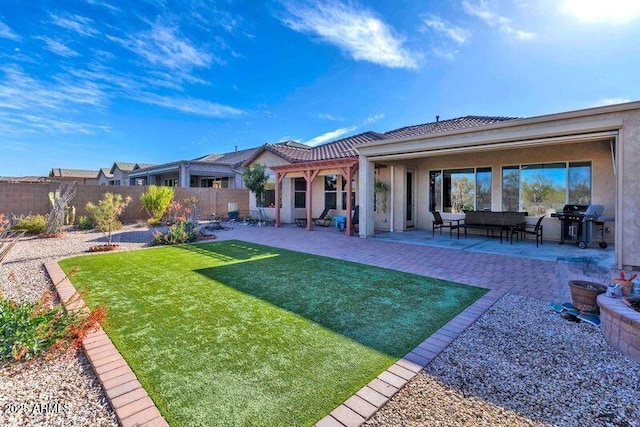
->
<box><xmin>613</xmin><ymin>279</ymin><xmax>633</xmax><ymax>296</ymax></box>
<box><xmin>569</xmin><ymin>280</ymin><xmax>607</xmax><ymax>313</ymax></box>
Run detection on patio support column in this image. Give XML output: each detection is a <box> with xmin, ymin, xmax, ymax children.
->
<box><xmin>358</xmin><ymin>156</ymin><xmax>375</xmax><ymax>237</ymax></box>
<box><xmin>339</xmin><ymin>165</ymin><xmax>356</xmax><ymax>236</ymax></box>
<box><xmin>303</xmin><ymin>169</ymin><xmax>319</xmax><ymax>231</ymax></box>
<box><xmin>275</xmin><ymin>172</ymin><xmax>285</xmax><ymax>227</ymax></box>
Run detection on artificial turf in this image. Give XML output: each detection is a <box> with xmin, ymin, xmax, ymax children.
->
<box><xmin>60</xmin><ymin>240</ymin><xmax>487</xmax><ymax>426</ymax></box>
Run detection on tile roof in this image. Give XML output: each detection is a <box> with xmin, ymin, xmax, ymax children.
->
<box><xmin>113</xmin><ymin>162</ymin><xmax>137</xmax><ymax>172</ymax></box>
<box><xmin>264</xmin><ymin>132</ymin><xmax>385</xmax><ymax>163</ymax></box>
<box><xmin>256</xmin><ymin>117</ymin><xmax>518</xmax><ymax>164</ymax></box>
<box><xmin>49</xmin><ymin>168</ymin><xmax>99</xmax><ymax>179</ymax></box>
<box><xmin>193</xmin><ymin>147</ymin><xmax>261</xmax><ymax>168</ymax></box>
<box><xmin>383</xmin><ymin>115</ymin><xmax>518</xmax><ymax>139</ymax></box>
<box><xmin>135</xmin><ymin>163</ymin><xmax>156</xmax><ymax>170</ymax></box>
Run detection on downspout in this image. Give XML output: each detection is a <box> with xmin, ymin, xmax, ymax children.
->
<box><xmin>389</xmin><ymin>165</ymin><xmax>395</xmax><ymax>232</ymax></box>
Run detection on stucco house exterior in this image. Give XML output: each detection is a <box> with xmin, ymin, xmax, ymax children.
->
<box><xmin>97</xmin><ymin>168</ymin><xmax>113</xmax><ymax>185</ymax></box>
<box><xmin>128</xmin><ymin>147</ymin><xmax>259</xmax><ymax>188</ymax></box>
<box><xmin>246</xmin><ymin>101</ymin><xmax>640</xmax><ymax>269</ymax></box>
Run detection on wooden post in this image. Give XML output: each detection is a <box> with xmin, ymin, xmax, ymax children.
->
<box><xmin>275</xmin><ymin>172</ymin><xmax>282</xmax><ymax>227</ymax></box>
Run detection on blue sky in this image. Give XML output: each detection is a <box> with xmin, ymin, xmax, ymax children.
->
<box><xmin>1</xmin><ymin>0</ymin><xmax>639</xmax><ymax>176</ymax></box>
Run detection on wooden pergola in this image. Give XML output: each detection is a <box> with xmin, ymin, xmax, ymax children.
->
<box><xmin>270</xmin><ymin>158</ymin><xmax>358</xmax><ymax>236</ymax></box>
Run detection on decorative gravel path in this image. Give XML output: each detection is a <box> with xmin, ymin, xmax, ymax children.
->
<box><xmin>1</xmin><ymin>225</ymin><xmax>637</xmax><ymax>426</ymax></box>
<box><xmin>366</xmin><ymin>294</ymin><xmax>640</xmax><ymax>427</ymax></box>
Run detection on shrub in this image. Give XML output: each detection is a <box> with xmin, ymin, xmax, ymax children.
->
<box><xmin>13</xmin><ymin>214</ymin><xmax>46</xmax><ymax>235</ymax></box>
<box><xmin>76</xmin><ymin>216</ymin><xmax>94</xmax><ymax>230</ymax></box>
<box><xmin>0</xmin><ymin>289</ymin><xmax>106</xmax><ymax>362</ymax></box>
<box><xmin>140</xmin><ymin>186</ymin><xmax>174</xmax><ymax>225</ymax></box>
<box><xmin>166</xmin><ymin>197</ymin><xmax>199</xmax><ymax>225</ymax></box>
<box><xmin>86</xmin><ymin>193</ymin><xmax>132</xmax><ymax>245</ymax></box>
<box><xmin>152</xmin><ymin>221</ymin><xmax>197</xmax><ymax>245</ymax></box>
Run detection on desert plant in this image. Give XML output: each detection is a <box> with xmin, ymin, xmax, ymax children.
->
<box><xmin>65</xmin><ymin>205</ymin><xmax>76</xmax><ymax>225</ymax></box>
<box><xmin>44</xmin><ymin>183</ymin><xmax>76</xmax><ymax>236</ymax></box>
<box><xmin>86</xmin><ymin>193</ymin><xmax>132</xmax><ymax>245</ymax></box>
<box><xmin>0</xmin><ymin>287</ymin><xmax>106</xmax><ymax>362</ymax></box>
<box><xmin>13</xmin><ymin>214</ymin><xmax>46</xmax><ymax>235</ymax></box>
<box><xmin>166</xmin><ymin>197</ymin><xmax>199</xmax><ymax>225</ymax></box>
<box><xmin>140</xmin><ymin>185</ymin><xmax>175</xmax><ymax>225</ymax></box>
<box><xmin>1</xmin><ymin>215</ymin><xmax>25</xmax><ymax>266</ymax></box>
<box><xmin>152</xmin><ymin>221</ymin><xmax>198</xmax><ymax>245</ymax></box>
<box><xmin>242</xmin><ymin>164</ymin><xmax>269</xmax><ymax>207</ymax></box>
<box><xmin>76</xmin><ymin>216</ymin><xmax>94</xmax><ymax>230</ymax></box>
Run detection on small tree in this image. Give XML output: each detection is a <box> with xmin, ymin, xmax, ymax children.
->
<box><xmin>243</xmin><ymin>164</ymin><xmax>269</xmax><ymax>207</ymax></box>
<box><xmin>86</xmin><ymin>193</ymin><xmax>132</xmax><ymax>245</ymax></box>
<box><xmin>140</xmin><ymin>185</ymin><xmax>175</xmax><ymax>225</ymax></box>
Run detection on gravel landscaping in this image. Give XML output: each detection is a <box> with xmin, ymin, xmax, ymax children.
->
<box><xmin>366</xmin><ymin>294</ymin><xmax>640</xmax><ymax>427</ymax></box>
<box><xmin>2</xmin><ymin>226</ymin><xmax>638</xmax><ymax>426</ymax></box>
<box><xmin>0</xmin><ymin>225</ymin><xmax>153</xmax><ymax>427</ymax></box>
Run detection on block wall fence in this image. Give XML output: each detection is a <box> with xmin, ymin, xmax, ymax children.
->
<box><xmin>0</xmin><ymin>182</ymin><xmax>250</xmax><ymax>222</ymax></box>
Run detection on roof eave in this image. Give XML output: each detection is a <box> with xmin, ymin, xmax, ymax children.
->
<box><xmin>359</xmin><ymin>100</ymin><xmax>640</xmax><ymax>149</ymax></box>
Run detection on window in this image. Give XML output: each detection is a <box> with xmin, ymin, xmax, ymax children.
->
<box><xmin>294</xmin><ymin>178</ymin><xmax>306</xmax><ymax>209</ymax></box>
<box><xmin>200</xmin><ymin>177</ymin><xmax>229</xmax><ymax>188</ymax></box>
<box><xmin>324</xmin><ymin>175</ymin><xmax>337</xmax><ymax>209</ymax></box>
<box><xmin>520</xmin><ymin>163</ymin><xmax>566</xmax><ymax>216</ymax></box>
<box><xmin>476</xmin><ymin>167</ymin><xmax>492</xmax><ymax>211</ymax></box>
<box><xmin>341</xmin><ymin>177</ymin><xmax>356</xmax><ymax>210</ymax></box>
<box><xmin>501</xmin><ymin>166</ymin><xmax>520</xmax><ymax>211</ymax></box>
<box><xmin>260</xmin><ymin>172</ymin><xmax>276</xmax><ymax>207</ymax></box>
<box><xmin>568</xmin><ymin>161</ymin><xmax>591</xmax><ymax>204</ymax></box>
<box><xmin>430</xmin><ymin>168</ymin><xmax>492</xmax><ymax>213</ymax></box>
<box><xmin>501</xmin><ymin>162</ymin><xmax>592</xmax><ymax>215</ymax></box>
<box><xmin>163</xmin><ymin>179</ymin><xmax>175</xmax><ymax>187</ymax></box>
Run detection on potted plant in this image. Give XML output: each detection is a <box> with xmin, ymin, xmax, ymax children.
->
<box><xmin>569</xmin><ymin>280</ymin><xmax>607</xmax><ymax>313</ymax></box>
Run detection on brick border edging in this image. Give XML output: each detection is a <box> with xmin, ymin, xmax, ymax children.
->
<box><xmin>316</xmin><ymin>290</ymin><xmax>502</xmax><ymax>427</ymax></box>
<box><xmin>44</xmin><ymin>260</ymin><xmax>168</xmax><ymax>427</ymax></box>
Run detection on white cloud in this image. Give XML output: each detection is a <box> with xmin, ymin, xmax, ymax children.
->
<box><xmin>280</xmin><ymin>1</ymin><xmax>419</xmax><ymax>69</ymax></box>
<box><xmin>305</xmin><ymin>125</ymin><xmax>358</xmax><ymax>147</ymax></box>
<box><xmin>135</xmin><ymin>93</ymin><xmax>245</xmax><ymax>118</ymax></box>
<box><xmin>37</xmin><ymin>36</ymin><xmax>81</xmax><ymax>57</ymax></box>
<box><xmin>365</xmin><ymin>113</ymin><xmax>384</xmax><ymax>124</ymax></box>
<box><xmin>108</xmin><ymin>22</ymin><xmax>215</xmax><ymax>71</ymax></box>
<box><xmin>50</xmin><ymin>13</ymin><xmax>99</xmax><ymax>37</ymax></box>
<box><xmin>422</xmin><ymin>15</ymin><xmax>469</xmax><ymax>45</ymax></box>
<box><xmin>560</xmin><ymin>0</ymin><xmax>640</xmax><ymax>23</ymax></box>
<box><xmin>316</xmin><ymin>113</ymin><xmax>344</xmax><ymax>121</ymax></box>
<box><xmin>591</xmin><ymin>97</ymin><xmax>633</xmax><ymax>107</ymax></box>
<box><xmin>0</xmin><ymin>21</ymin><xmax>20</xmax><ymax>41</ymax></box>
<box><xmin>462</xmin><ymin>0</ymin><xmax>536</xmax><ymax>40</ymax></box>
<box><xmin>0</xmin><ymin>66</ymin><xmax>104</xmax><ymax>111</ymax></box>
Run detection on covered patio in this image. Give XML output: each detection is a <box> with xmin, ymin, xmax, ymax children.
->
<box><xmin>270</xmin><ymin>158</ymin><xmax>358</xmax><ymax>235</ymax></box>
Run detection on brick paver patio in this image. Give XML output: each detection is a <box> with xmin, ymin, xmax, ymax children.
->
<box><xmin>212</xmin><ymin>223</ymin><xmax>611</xmax><ymax>426</ymax></box>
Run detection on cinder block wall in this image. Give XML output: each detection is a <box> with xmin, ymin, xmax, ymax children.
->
<box><xmin>0</xmin><ymin>182</ymin><xmax>249</xmax><ymax>222</ymax></box>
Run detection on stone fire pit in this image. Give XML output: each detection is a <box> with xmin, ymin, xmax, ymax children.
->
<box><xmin>598</xmin><ymin>294</ymin><xmax>640</xmax><ymax>361</ymax></box>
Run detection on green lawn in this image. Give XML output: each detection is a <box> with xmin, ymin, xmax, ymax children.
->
<box><xmin>60</xmin><ymin>240</ymin><xmax>487</xmax><ymax>426</ymax></box>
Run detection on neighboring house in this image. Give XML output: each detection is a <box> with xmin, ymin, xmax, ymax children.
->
<box><xmin>0</xmin><ymin>176</ymin><xmax>47</xmax><ymax>183</ymax></box>
<box><xmin>128</xmin><ymin>147</ymin><xmax>261</xmax><ymax>188</ymax></box>
<box><xmin>107</xmin><ymin>162</ymin><xmax>156</xmax><ymax>186</ymax></box>
<box><xmin>245</xmin><ymin>101</ymin><xmax>640</xmax><ymax>269</ymax></box>
<box><xmin>49</xmin><ymin>168</ymin><xmax>99</xmax><ymax>185</ymax></box>
<box><xmin>97</xmin><ymin>168</ymin><xmax>113</xmax><ymax>186</ymax></box>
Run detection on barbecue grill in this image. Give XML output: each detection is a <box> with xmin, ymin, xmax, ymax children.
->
<box><xmin>550</xmin><ymin>204</ymin><xmax>611</xmax><ymax>249</ymax></box>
